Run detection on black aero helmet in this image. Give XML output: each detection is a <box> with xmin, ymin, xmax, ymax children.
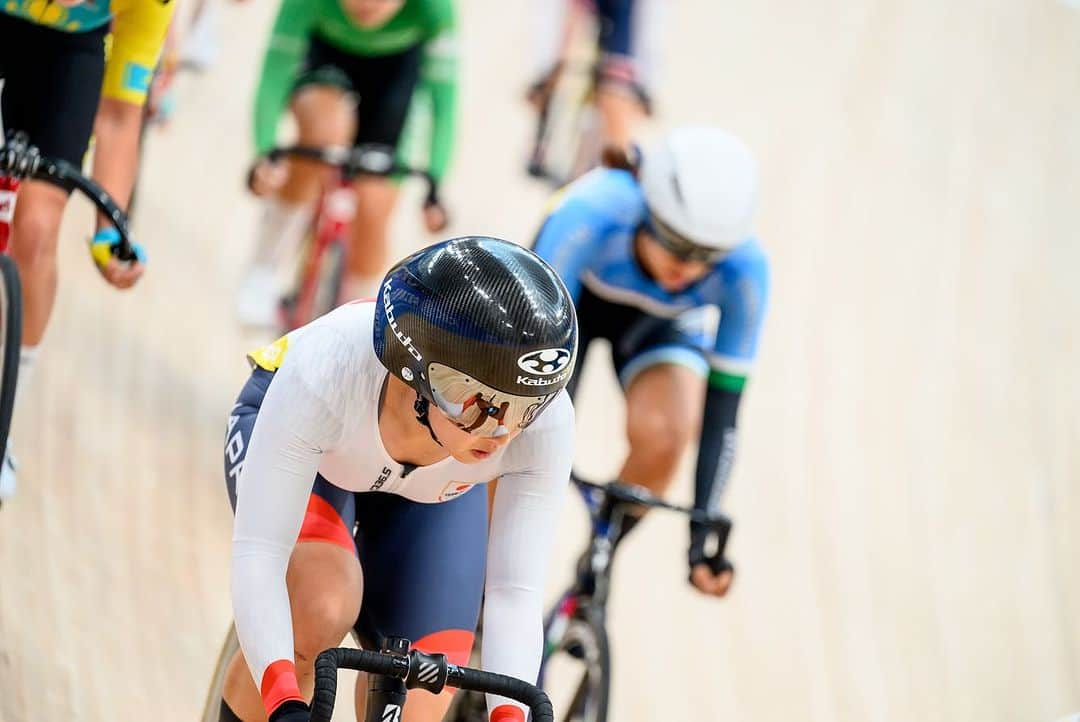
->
<box><xmin>373</xmin><ymin>236</ymin><xmax>578</xmax><ymax>436</ymax></box>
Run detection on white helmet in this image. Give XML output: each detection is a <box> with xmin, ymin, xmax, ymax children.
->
<box><xmin>639</xmin><ymin>126</ymin><xmax>760</xmax><ymax>262</ymax></box>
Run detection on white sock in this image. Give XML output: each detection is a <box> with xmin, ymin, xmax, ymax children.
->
<box><xmin>14</xmin><ymin>345</ymin><xmax>37</xmax><ymax>410</ymax></box>
<box><xmin>251</xmin><ymin>198</ymin><xmax>314</xmax><ymax>269</ymax></box>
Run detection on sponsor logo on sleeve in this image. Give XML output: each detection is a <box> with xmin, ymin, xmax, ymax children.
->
<box><xmin>123</xmin><ymin>62</ymin><xmax>154</xmax><ymax>94</ymax></box>
<box><xmin>438</xmin><ymin>481</ymin><xmax>474</xmax><ymax>502</ymax></box>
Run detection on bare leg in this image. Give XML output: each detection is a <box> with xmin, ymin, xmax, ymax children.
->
<box><xmin>618</xmin><ymin>363</ymin><xmax>706</xmax><ymax>497</ymax></box>
<box><xmin>339</xmin><ymin>177</ymin><xmax>399</xmax><ymax>301</ymax></box>
<box><xmin>279</xmin><ymin>86</ymin><xmax>356</xmax><ymax>206</ymax></box>
<box><xmin>10</xmin><ymin>180</ymin><xmax>67</xmax><ymax>346</ymax></box>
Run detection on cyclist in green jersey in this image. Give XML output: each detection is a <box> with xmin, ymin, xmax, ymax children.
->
<box><xmin>237</xmin><ymin>0</ymin><xmax>457</xmax><ymax>327</ymax></box>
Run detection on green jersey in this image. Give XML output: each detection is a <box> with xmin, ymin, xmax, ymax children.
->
<box><xmin>253</xmin><ymin>0</ymin><xmax>458</xmax><ymax>181</ymax></box>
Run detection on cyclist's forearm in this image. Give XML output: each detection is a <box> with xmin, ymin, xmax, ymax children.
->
<box><xmin>231</xmin><ymin>541</ymin><xmax>302</xmax><ymax>714</ymax></box>
<box><xmin>692</xmin><ymin>378</ymin><xmax>743</xmax><ymax>520</ymax></box>
<box><xmin>90</xmin><ymin>98</ymin><xmax>143</xmax><ymax>226</ymax></box>
<box><xmin>253</xmin><ymin>0</ymin><xmax>313</xmax><ymax>153</ymax></box>
<box><xmin>426</xmin><ymin>76</ymin><xmax>457</xmax><ymax>183</ymax></box>
<box><xmin>482</xmin><ymin>451</ymin><xmax>571</xmax><ymax>717</ymax></box>
<box><xmin>481</xmin><ymin>584</ymin><xmax>543</xmax><ymax>722</ymax></box>
<box><xmin>421</xmin><ymin>30</ymin><xmax>458</xmax><ymax>183</ymax></box>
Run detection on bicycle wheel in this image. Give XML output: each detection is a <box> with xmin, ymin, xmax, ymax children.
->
<box><xmin>529</xmin><ymin>65</ymin><xmax>600</xmax><ymax>189</ymax></box>
<box><xmin>199</xmin><ymin>624</ymin><xmax>240</xmax><ymax>722</ymax></box>
<box><xmin>539</xmin><ymin>601</ymin><xmax>610</xmax><ymax>722</ymax></box>
<box><xmin>0</xmin><ymin>254</ymin><xmax>22</xmax><ymax>466</ymax></box>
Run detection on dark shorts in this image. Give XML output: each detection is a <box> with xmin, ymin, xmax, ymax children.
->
<box><xmin>294</xmin><ymin>35</ymin><xmax>422</xmax><ymax>150</ymax></box>
<box><xmin>568</xmin><ymin>284</ymin><xmax>709</xmax><ymax>398</ymax></box>
<box><xmin>0</xmin><ymin>13</ymin><xmax>107</xmax><ymax>189</ymax></box>
<box><xmin>224</xmin><ymin>368</ymin><xmax>486</xmax><ymax>663</ymax></box>
<box><xmin>593</xmin><ymin>0</ymin><xmax>651</xmax><ymax>107</ymax></box>
<box><xmin>595</xmin><ymin>0</ymin><xmax>635</xmax><ymax>57</ymax></box>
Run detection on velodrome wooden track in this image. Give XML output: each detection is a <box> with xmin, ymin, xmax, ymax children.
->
<box><xmin>1</xmin><ymin>1</ymin><xmax>1078</xmax><ymax>720</ymax></box>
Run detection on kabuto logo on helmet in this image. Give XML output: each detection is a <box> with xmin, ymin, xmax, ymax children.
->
<box><xmin>517</xmin><ymin>348</ymin><xmax>572</xmax><ymax>376</ymax></box>
<box><xmin>382</xmin><ymin>279</ymin><xmax>422</xmax><ymax>362</ymax></box>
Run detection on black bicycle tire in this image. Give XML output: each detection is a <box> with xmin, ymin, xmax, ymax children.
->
<box><xmin>0</xmin><ymin>255</ymin><xmax>22</xmax><ymax>468</ymax></box>
<box><xmin>542</xmin><ymin>608</ymin><xmax>610</xmax><ymax>722</ymax></box>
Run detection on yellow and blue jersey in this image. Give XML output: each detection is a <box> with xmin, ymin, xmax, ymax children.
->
<box><xmin>1</xmin><ymin>0</ymin><xmax>175</xmax><ymax>105</ymax></box>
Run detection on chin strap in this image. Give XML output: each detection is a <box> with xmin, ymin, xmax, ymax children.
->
<box><xmin>413</xmin><ymin>393</ymin><xmax>443</xmax><ymax>446</ymax></box>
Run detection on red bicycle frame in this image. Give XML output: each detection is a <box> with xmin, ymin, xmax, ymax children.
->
<box><xmin>282</xmin><ymin>171</ymin><xmax>356</xmax><ymax>330</ymax></box>
<box><xmin>0</xmin><ymin>175</ymin><xmax>19</xmax><ymax>253</ymax></box>
<box><xmin>262</xmin><ymin>144</ymin><xmax>436</xmax><ymax>331</ymax></box>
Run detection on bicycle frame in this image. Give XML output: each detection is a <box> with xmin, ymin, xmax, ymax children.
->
<box><xmin>565</xmin><ymin>480</ymin><xmax>626</xmax><ymax>609</ymax></box>
<box><xmin>285</xmin><ymin>171</ymin><xmax>356</xmax><ymax>329</ymax></box>
<box><xmin>261</xmin><ymin>144</ymin><xmax>436</xmax><ymax>331</ymax></box>
<box><xmin>0</xmin><ymin>175</ymin><xmax>19</xmax><ymax>254</ymax></box>
<box><xmin>0</xmin><ymin>131</ymin><xmax>138</xmax><ymax>256</ymax></box>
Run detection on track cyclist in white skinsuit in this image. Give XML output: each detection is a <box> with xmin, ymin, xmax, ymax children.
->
<box><xmin>220</xmin><ymin>237</ymin><xmax>578</xmax><ymax>722</ymax></box>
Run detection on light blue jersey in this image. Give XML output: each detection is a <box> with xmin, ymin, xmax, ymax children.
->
<box><xmin>532</xmin><ymin>168</ymin><xmax>770</xmax><ymax>383</ymax></box>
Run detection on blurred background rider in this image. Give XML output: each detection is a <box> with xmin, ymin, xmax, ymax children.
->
<box><xmin>527</xmin><ymin>0</ymin><xmax>667</xmax><ymax>152</ymax></box>
<box><xmin>237</xmin><ymin>0</ymin><xmax>457</xmax><ymax>327</ymax></box>
<box><xmin>532</xmin><ymin>126</ymin><xmax>770</xmax><ymax>597</ymax></box>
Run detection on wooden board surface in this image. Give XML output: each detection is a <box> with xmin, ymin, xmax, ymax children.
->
<box><xmin>1</xmin><ymin>1</ymin><xmax>1078</xmax><ymax>720</ymax></box>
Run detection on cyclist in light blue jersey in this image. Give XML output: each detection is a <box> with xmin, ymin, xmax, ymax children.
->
<box><xmin>531</xmin><ymin>126</ymin><xmax>770</xmax><ymax>597</ymax></box>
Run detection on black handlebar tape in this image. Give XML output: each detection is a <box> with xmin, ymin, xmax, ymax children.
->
<box><xmin>39</xmin><ymin>159</ymin><xmax>138</xmax><ymax>261</ymax></box>
<box><xmin>262</xmin><ymin>146</ymin><xmax>437</xmax><ymax>201</ymax></box>
<box><xmin>573</xmin><ymin>475</ymin><xmax>734</xmax><ymax>528</ymax></box>
<box><xmin>311</xmin><ymin>648</ymin><xmax>408</xmax><ymax>722</ymax></box>
<box><xmin>447</xmin><ymin>666</ymin><xmax>554</xmax><ymax>722</ymax></box>
<box><xmin>2</xmin><ymin>138</ymin><xmax>137</xmax><ymax>260</ymax></box>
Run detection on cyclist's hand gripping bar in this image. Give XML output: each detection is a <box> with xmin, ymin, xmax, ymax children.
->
<box><xmin>311</xmin><ymin>647</ymin><xmax>554</xmax><ymax>722</ymax></box>
<box><xmin>571</xmin><ymin>473</ymin><xmax>734</xmax><ymax>576</ymax></box>
<box><xmin>258</xmin><ymin>144</ymin><xmax>439</xmax><ymax>206</ymax></box>
<box><xmin>1</xmin><ymin>131</ymin><xmax>140</xmax><ymax>262</ymax></box>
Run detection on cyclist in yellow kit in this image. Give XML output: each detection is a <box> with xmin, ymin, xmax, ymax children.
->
<box><xmin>0</xmin><ymin>0</ymin><xmax>173</xmax><ymax>501</ymax></box>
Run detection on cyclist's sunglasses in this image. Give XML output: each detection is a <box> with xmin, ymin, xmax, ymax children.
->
<box><xmin>643</xmin><ymin>213</ymin><xmax>729</xmax><ymax>264</ymax></box>
<box><xmin>428</xmin><ymin>362</ymin><xmax>559</xmax><ymax>438</ymax></box>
